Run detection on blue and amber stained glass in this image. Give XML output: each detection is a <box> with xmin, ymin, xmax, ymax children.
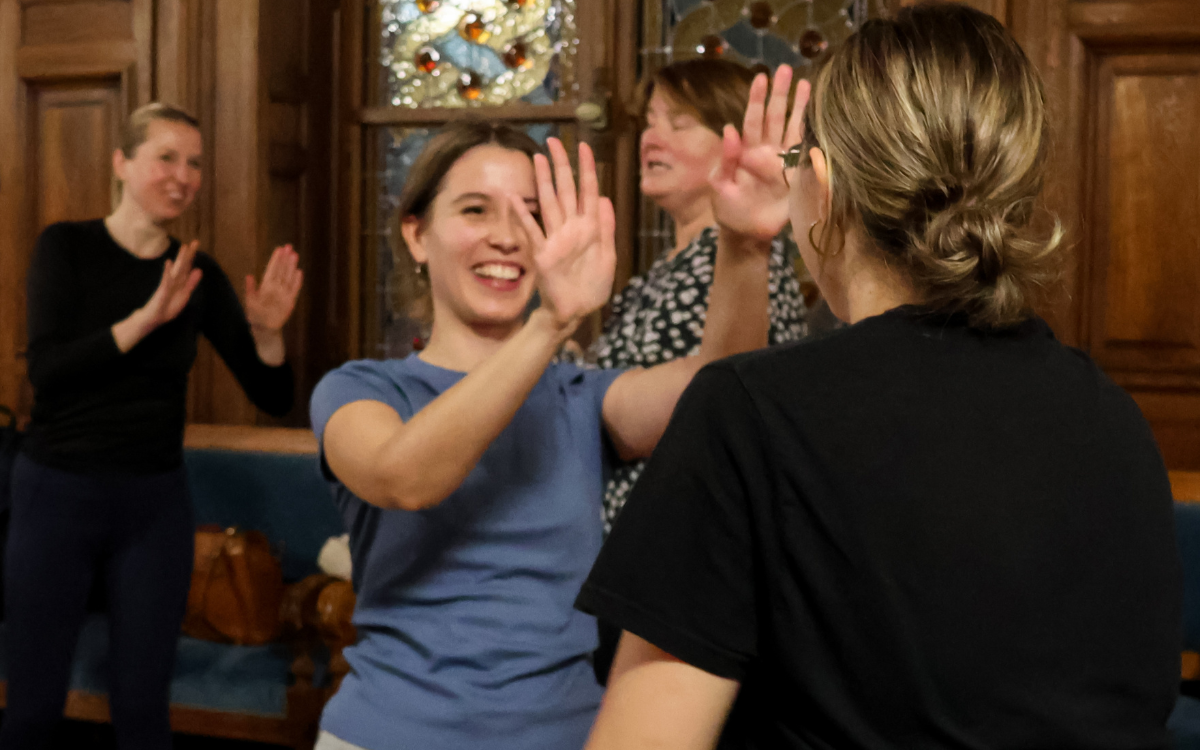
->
<box><xmin>663</xmin><ymin>0</ymin><xmax>881</xmax><ymax>70</ymax></box>
<box><xmin>380</xmin><ymin>0</ymin><xmax>577</xmax><ymax>108</ymax></box>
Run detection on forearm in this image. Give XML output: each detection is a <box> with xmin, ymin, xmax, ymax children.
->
<box><xmin>697</xmin><ymin>227</ymin><xmax>771</xmax><ymax>364</ymax></box>
<box><xmin>251</xmin><ymin>326</ymin><xmax>286</xmax><ymax>366</ymax></box>
<box><xmin>601</xmin><ymin>230</ymin><xmax>772</xmax><ymax>460</ymax></box>
<box><xmin>110</xmin><ymin>306</ymin><xmax>157</xmax><ymax>353</ymax></box>
<box><xmin>373</xmin><ymin>310</ymin><xmax>574</xmax><ymax>510</ymax></box>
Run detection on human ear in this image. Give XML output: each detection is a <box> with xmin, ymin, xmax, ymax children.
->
<box><xmin>112</xmin><ymin>149</ymin><xmax>128</xmax><ymax>182</ymax></box>
<box><xmin>400</xmin><ymin>215</ymin><xmax>428</xmax><ymax>265</ymax></box>
<box><xmin>809</xmin><ymin>147</ymin><xmax>832</xmax><ymax>223</ymax></box>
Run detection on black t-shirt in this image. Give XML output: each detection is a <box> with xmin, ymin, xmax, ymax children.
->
<box><xmin>577</xmin><ymin>306</ymin><xmax>1181</xmax><ymax>750</ymax></box>
<box><xmin>23</xmin><ymin>219</ymin><xmax>293</xmax><ymax>474</ymax></box>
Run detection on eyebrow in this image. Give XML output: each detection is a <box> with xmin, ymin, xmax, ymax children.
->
<box><xmin>452</xmin><ymin>192</ymin><xmax>539</xmax><ymax>206</ymax></box>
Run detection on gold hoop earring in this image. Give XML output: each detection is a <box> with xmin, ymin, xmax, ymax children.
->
<box><xmin>807</xmin><ymin>220</ymin><xmax>822</xmax><ymax>251</ymax></box>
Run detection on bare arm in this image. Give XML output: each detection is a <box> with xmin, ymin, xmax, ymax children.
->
<box><xmin>323</xmin><ymin>140</ymin><xmax>615</xmax><ymax>511</ymax></box>
<box><xmin>584</xmin><ymin>632</ymin><xmax>740</xmax><ymax>750</ymax></box>
<box><xmin>603</xmin><ymin>68</ymin><xmax>811</xmax><ymax>460</ymax></box>
<box><xmin>322</xmin><ymin>309</ymin><xmax>573</xmax><ymax>510</ymax></box>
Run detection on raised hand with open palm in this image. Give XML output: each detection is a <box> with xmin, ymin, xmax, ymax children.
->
<box><xmin>710</xmin><ymin>65</ymin><xmax>812</xmax><ymax>242</ymax></box>
<box><xmin>512</xmin><ymin>137</ymin><xmax>616</xmax><ymax>332</ymax></box>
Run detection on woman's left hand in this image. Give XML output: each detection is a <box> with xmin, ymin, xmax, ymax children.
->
<box><xmin>709</xmin><ymin>65</ymin><xmax>811</xmax><ymax>243</ymax></box>
<box><xmin>245</xmin><ymin>244</ymin><xmax>304</xmax><ymax>332</ymax></box>
<box><xmin>513</xmin><ymin>138</ymin><xmax>616</xmax><ymax>332</ymax></box>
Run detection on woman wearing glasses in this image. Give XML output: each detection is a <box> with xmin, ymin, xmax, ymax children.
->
<box><xmin>577</xmin><ymin>5</ymin><xmax>1180</xmax><ymax>749</ymax></box>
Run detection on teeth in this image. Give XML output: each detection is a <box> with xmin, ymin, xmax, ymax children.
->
<box><xmin>474</xmin><ymin>263</ymin><xmax>520</xmax><ymax>280</ymax></box>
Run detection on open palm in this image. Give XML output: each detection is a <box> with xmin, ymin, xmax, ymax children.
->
<box><xmin>143</xmin><ymin>240</ymin><xmax>203</xmax><ymax>327</ymax></box>
<box><xmin>513</xmin><ymin>138</ymin><xmax>616</xmax><ymax>328</ymax></box>
<box><xmin>710</xmin><ymin>65</ymin><xmax>812</xmax><ymax>242</ymax></box>
<box><xmin>245</xmin><ymin>244</ymin><xmax>303</xmax><ymax>332</ymax></box>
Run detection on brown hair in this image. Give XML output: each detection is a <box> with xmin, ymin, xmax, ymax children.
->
<box><xmin>120</xmin><ymin>103</ymin><xmax>200</xmax><ymax>158</ymax></box>
<box><xmin>636</xmin><ymin>59</ymin><xmax>757</xmax><ymax>136</ymax></box>
<box><xmin>390</xmin><ymin>120</ymin><xmax>543</xmax><ymax>323</ymax></box>
<box><xmin>804</xmin><ymin>2</ymin><xmax>1063</xmax><ymax>328</ymax></box>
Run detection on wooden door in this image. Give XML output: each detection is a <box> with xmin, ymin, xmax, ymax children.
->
<box><xmin>1008</xmin><ymin>0</ymin><xmax>1200</xmax><ymax>469</ymax></box>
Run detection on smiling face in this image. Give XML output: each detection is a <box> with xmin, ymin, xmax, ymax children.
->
<box><xmin>639</xmin><ymin>89</ymin><xmax>724</xmax><ymax>215</ymax></box>
<box><xmin>402</xmin><ymin>144</ymin><xmax>540</xmax><ymax>335</ymax></box>
<box><xmin>113</xmin><ymin>119</ymin><xmax>202</xmax><ymax>223</ymax></box>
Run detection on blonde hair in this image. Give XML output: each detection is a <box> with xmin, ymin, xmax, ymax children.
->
<box><xmin>120</xmin><ymin>103</ymin><xmax>200</xmax><ymax>158</ymax></box>
<box><xmin>389</xmin><ymin>121</ymin><xmax>543</xmax><ymax>324</ymax></box>
<box><xmin>805</xmin><ymin>2</ymin><xmax>1063</xmax><ymax>328</ymax></box>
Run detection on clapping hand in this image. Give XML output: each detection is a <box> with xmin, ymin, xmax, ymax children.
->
<box><xmin>245</xmin><ymin>244</ymin><xmax>303</xmax><ymax>333</ymax></box>
<box><xmin>512</xmin><ymin>138</ymin><xmax>616</xmax><ymax>331</ymax></box>
<box><xmin>143</xmin><ymin>239</ymin><xmax>203</xmax><ymax>327</ymax></box>
<box><xmin>710</xmin><ymin>65</ymin><xmax>812</xmax><ymax>242</ymax></box>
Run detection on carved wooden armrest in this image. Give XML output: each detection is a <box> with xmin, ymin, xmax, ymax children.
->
<box><xmin>280</xmin><ymin>574</ymin><xmax>340</xmax><ymax>690</ymax></box>
<box><xmin>315</xmin><ymin>579</ymin><xmax>357</xmax><ymax>695</ymax></box>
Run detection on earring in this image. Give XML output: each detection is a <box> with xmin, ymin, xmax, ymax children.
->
<box><xmin>807</xmin><ymin>220</ymin><xmax>822</xmax><ymax>251</ymax></box>
<box><xmin>415</xmin><ymin>262</ymin><xmax>426</xmax><ymax>276</ymax></box>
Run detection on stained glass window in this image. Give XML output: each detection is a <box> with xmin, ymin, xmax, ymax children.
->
<box><xmin>656</xmin><ymin>0</ymin><xmax>881</xmax><ymax>71</ymax></box>
<box><xmin>379</xmin><ymin>0</ymin><xmax>577</xmax><ymax>108</ymax></box>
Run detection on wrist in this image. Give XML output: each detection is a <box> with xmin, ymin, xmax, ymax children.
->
<box><xmin>526</xmin><ymin>308</ymin><xmax>579</xmax><ymax>347</ymax></box>
<box><xmin>717</xmin><ymin>226</ymin><xmax>774</xmax><ymax>257</ymax></box>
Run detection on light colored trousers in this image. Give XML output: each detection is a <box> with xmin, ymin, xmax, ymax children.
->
<box><xmin>315</xmin><ymin>730</ymin><xmax>373</xmax><ymax>750</ymax></box>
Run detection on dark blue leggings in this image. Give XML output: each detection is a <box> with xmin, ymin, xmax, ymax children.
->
<box><xmin>0</xmin><ymin>454</ymin><xmax>194</xmax><ymax>750</ymax></box>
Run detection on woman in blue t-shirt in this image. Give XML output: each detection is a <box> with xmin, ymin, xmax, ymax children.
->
<box><xmin>308</xmin><ymin>70</ymin><xmax>800</xmax><ymax>750</ymax></box>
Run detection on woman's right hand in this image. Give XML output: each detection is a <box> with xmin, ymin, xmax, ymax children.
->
<box><xmin>710</xmin><ymin>65</ymin><xmax>811</xmax><ymax>242</ymax></box>
<box><xmin>112</xmin><ymin>240</ymin><xmax>203</xmax><ymax>352</ymax></box>
<box><xmin>513</xmin><ymin>138</ymin><xmax>616</xmax><ymax>334</ymax></box>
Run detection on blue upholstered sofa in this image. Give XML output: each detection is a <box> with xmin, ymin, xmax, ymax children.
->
<box><xmin>1170</xmin><ymin>473</ymin><xmax>1200</xmax><ymax>750</ymax></box>
<box><xmin>0</xmin><ymin>426</ymin><xmax>347</xmax><ymax>749</ymax></box>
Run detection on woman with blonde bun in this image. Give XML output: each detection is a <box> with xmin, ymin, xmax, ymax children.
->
<box><xmin>577</xmin><ymin>4</ymin><xmax>1180</xmax><ymax>749</ymax></box>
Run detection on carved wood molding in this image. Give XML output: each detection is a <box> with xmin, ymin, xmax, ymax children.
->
<box><xmin>184</xmin><ymin>423</ymin><xmax>318</xmax><ymax>454</ymax></box>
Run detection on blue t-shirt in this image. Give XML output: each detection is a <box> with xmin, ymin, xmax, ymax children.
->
<box><xmin>309</xmin><ymin>354</ymin><xmax>623</xmax><ymax>750</ymax></box>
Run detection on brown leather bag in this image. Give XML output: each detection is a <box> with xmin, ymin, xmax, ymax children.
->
<box><xmin>183</xmin><ymin>525</ymin><xmax>283</xmax><ymax>645</ymax></box>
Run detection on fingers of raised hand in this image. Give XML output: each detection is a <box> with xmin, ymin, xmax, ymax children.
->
<box><xmin>765</xmin><ymin>65</ymin><xmax>793</xmax><ymax>148</ymax></box>
<box><xmin>577</xmin><ymin>142</ymin><xmax>599</xmax><ymax>219</ymax></box>
<box><xmin>547</xmin><ymin>137</ymin><xmax>578</xmax><ymax>218</ymax></box>
<box><xmin>741</xmin><ymin>73</ymin><xmax>770</xmax><ymax>148</ymax></box>
<box><xmin>784</xmin><ymin>79</ymin><xmax>812</xmax><ymax>150</ymax></box>
<box><xmin>533</xmin><ymin>153</ymin><xmax>562</xmax><ymax>234</ymax></box>
<box><xmin>710</xmin><ymin>125</ymin><xmax>743</xmax><ymax>190</ymax></box>
<box><xmin>511</xmin><ymin>193</ymin><xmax>547</xmax><ymax>249</ymax></box>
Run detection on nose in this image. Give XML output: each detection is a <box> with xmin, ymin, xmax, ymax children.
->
<box><xmin>640</xmin><ymin>124</ymin><xmax>667</xmax><ymax>156</ymax></box>
<box><xmin>489</xmin><ymin>202</ymin><xmax>524</xmax><ymax>253</ymax></box>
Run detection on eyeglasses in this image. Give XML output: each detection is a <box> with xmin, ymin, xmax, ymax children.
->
<box><xmin>779</xmin><ymin>145</ymin><xmax>805</xmax><ymax>187</ymax></box>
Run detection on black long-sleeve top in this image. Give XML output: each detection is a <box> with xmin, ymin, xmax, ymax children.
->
<box><xmin>23</xmin><ymin>219</ymin><xmax>294</xmax><ymax>474</ymax></box>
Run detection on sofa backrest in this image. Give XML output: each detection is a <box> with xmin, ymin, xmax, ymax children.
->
<box><xmin>183</xmin><ymin>426</ymin><xmax>344</xmax><ymax>582</ymax></box>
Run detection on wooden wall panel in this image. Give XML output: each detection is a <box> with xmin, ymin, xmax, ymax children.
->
<box><xmin>22</xmin><ymin>1</ymin><xmax>134</xmax><ymax>47</ymax></box>
<box><xmin>31</xmin><ymin>83</ymin><xmax>123</xmax><ymax>227</ymax></box>
<box><xmin>1092</xmin><ymin>54</ymin><xmax>1200</xmax><ymax>378</ymax></box>
<box><xmin>1012</xmin><ymin>0</ymin><xmax>1200</xmax><ymax>468</ymax></box>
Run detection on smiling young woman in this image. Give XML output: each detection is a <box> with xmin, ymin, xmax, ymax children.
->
<box><xmin>308</xmin><ymin>98</ymin><xmax>801</xmax><ymax>750</ymax></box>
<box><xmin>3</xmin><ymin>103</ymin><xmax>303</xmax><ymax>750</ymax></box>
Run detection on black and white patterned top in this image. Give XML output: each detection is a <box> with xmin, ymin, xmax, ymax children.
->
<box><xmin>590</xmin><ymin>226</ymin><xmax>808</xmax><ymax>535</ymax></box>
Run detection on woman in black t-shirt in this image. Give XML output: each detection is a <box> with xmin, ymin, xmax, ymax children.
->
<box><xmin>4</xmin><ymin>104</ymin><xmax>302</xmax><ymax>750</ymax></box>
<box><xmin>577</xmin><ymin>5</ymin><xmax>1181</xmax><ymax>750</ymax></box>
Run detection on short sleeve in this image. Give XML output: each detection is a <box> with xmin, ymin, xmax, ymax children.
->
<box><xmin>310</xmin><ymin>361</ymin><xmax>412</xmax><ymax>473</ymax></box>
<box><xmin>554</xmin><ymin>362</ymin><xmax>623</xmax><ymax>419</ymax></box>
<box><xmin>575</xmin><ymin>361</ymin><xmax>770</xmax><ymax>681</ymax></box>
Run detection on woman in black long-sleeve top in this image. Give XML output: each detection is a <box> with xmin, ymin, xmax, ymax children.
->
<box><xmin>2</xmin><ymin>103</ymin><xmax>303</xmax><ymax>750</ymax></box>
